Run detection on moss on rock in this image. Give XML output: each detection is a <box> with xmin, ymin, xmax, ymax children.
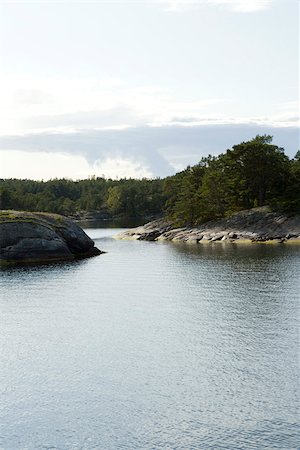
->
<box><xmin>0</xmin><ymin>210</ymin><xmax>103</xmax><ymax>267</ymax></box>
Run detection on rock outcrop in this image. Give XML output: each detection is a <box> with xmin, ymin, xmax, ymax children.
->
<box><xmin>116</xmin><ymin>207</ymin><xmax>300</xmax><ymax>244</ymax></box>
<box><xmin>0</xmin><ymin>211</ymin><xmax>103</xmax><ymax>266</ymax></box>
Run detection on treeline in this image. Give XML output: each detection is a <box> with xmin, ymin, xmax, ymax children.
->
<box><xmin>0</xmin><ymin>135</ymin><xmax>299</xmax><ymax>225</ymax></box>
<box><xmin>164</xmin><ymin>135</ymin><xmax>300</xmax><ymax>225</ymax></box>
<box><xmin>0</xmin><ymin>177</ymin><xmax>165</xmax><ymax>219</ymax></box>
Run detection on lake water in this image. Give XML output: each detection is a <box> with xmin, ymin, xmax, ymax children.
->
<box><xmin>0</xmin><ymin>228</ymin><xmax>299</xmax><ymax>450</ymax></box>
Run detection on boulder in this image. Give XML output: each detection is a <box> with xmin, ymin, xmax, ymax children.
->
<box><xmin>0</xmin><ymin>211</ymin><xmax>103</xmax><ymax>266</ymax></box>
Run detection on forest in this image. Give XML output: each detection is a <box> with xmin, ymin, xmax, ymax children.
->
<box><xmin>1</xmin><ymin>135</ymin><xmax>299</xmax><ymax>226</ymax></box>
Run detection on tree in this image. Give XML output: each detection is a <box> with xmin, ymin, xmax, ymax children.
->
<box><xmin>0</xmin><ymin>187</ymin><xmax>13</xmax><ymax>209</ymax></box>
<box><xmin>106</xmin><ymin>186</ymin><xmax>123</xmax><ymax>215</ymax></box>
<box><xmin>226</xmin><ymin>135</ymin><xmax>289</xmax><ymax>207</ymax></box>
<box><xmin>272</xmin><ymin>151</ymin><xmax>300</xmax><ymax>213</ymax></box>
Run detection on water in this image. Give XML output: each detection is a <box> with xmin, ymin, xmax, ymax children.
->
<box><xmin>0</xmin><ymin>229</ymin><xmax>299</xmax><ymax>450</ymax></box>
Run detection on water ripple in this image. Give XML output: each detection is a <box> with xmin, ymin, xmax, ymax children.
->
<box><xmin>0</xmin><ymin>231</ymin><xmax>299</xmax><ymax>449</ymax></box>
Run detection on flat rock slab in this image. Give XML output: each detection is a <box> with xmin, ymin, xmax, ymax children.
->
<box><xmin>116</xmin><ymin>208</ymin><xmax>300</xmax><ymax>244</ymax></box>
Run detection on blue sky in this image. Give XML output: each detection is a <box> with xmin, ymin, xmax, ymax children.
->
<box><xmin>0</xmin><ymin>0</ymin><xmax>298</xmax><ymax>179</ymax></box>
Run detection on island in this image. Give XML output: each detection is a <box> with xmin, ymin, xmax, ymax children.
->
<box><xmin>0</xmin><ymin>210</ymin><xmax>103</xmax><ymax>266</ymax></box>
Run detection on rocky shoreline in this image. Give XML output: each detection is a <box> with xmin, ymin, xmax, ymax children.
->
<box><xmin>116</xmin><ymin>208</ymin><xmax>300</xmax><ymax>244</ymax></box>
<box><xmin>0</xmin><ymin>211</ymin><xmax>103</xmax><ymax>266</ymax></box>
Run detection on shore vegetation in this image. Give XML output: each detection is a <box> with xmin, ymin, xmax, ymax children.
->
<box><xmin>1</xmin><ymin>136</ymin><xmax>299</xmax><ymax>226</ymax></box>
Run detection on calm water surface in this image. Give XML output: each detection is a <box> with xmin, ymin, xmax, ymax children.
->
<box><xmin>0</xmin><ymin>229</ymin><xmax>299</xmax><ymax>450</ymax></box>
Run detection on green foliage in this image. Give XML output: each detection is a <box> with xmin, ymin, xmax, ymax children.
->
<box><xmin>163</xmin><ymin>164</ymin><xmax>205</xmax><ymax>225</ymax></box>
<box><xmin>270</xmin><ymin>151</ymin><xmax>300</xmax><ymax>213</ymax></box>
<box><xmin>106</xmin><ymin>186</ymin><xmax>122</xmax><ymax>214</ymax></box>
<box><xmin>226</xmin><ymin>135</ymin><xmax>290</xmax><ymax>208</ymax></box>
<box><xmin>0</xmin><ymin>177</ymin><xmax>165</xmax><ymax>219</ymax></box>
<box><xmin>0</xmin><ymin>136</ymin><xmax>298</xmax><ymax>224</ymax></box>
<box><xmin>163</xmin><ymin>135</ymin><xmax>299</xmax><ymax>225</ymax></box>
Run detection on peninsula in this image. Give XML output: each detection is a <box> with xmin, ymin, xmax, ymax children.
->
<box><xmin>117</xmin><ymin>207</ymin><xmax>300</xmax><ymax>244</ymax></box>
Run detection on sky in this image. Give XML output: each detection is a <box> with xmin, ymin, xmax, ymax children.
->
<box><xmin>0</xmin><ymin>0</ymin><xmax>299</xmax><ymax>180</ymax></box>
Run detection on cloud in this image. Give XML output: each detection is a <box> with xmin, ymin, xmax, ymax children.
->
<box><xmin>0</xmin><ymin>75</ymin><xmax>296</xmax><ymax>141</ymax></box>
<box><xmin>0</xmin><ymin>75</ymin><xmax>231</xmax><ymax>136</ymax></box>
<box><xmin>0</xmin><ymin>127</ymin><xmax>174</xmax><ymax>178</ymax></box>
<box><xmin>0</xmin><ymin>123</ymin><xmax>298</xmax><ymax>180</ymax></box>
<box><xmin>158</xmin><ymin>0</ymin><xmax>199</xmax><ymax>12</ymax></box>
<box><xmin>2</xmin><ymin>0</ymin><xmax>274</xmax><ymax>12</ymax></box>
<box><xmin>0</xmin><ymin>150</ymin><xmax>152</xmax><ymax>181</ymax></box>
<box><xmin>208</xmin><ymin>0</ymin><xmax>272</xmax><ymax>12</ymax></box>
<box><xmin>94</xmin><ymin>158</ymin><xmax>153</xmax><ymax>179</ymax></box>
<box><xmin>0</xmin><ymin>74</ymin><xmax>297</xmax><ymax>179</ymax></box>
<box><xmin>158</xmin><ymin>0</ymin><xmax>273</xmax><ymax>12</ymax></box>
<box><xmin>0</xmin><ymin>151</ymin><xmax>92</xmax><ymax>181</ymax></box>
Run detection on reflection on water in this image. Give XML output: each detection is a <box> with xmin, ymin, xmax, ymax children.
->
<box><xmin>78</xmin><ymin>217</ymin><xmax>147</xmax><ymax>229</ymax></box>
<box><xmin>0</xmin><ymin>229</ymin><xmax>299</xmax><ymax>449</ymax></box>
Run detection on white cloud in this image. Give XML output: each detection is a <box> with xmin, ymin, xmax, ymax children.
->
<box><xmin>208</xmin><ymin>0</ymin><xmax>272</xmax><ymax>12</ymax></box>
<box><xmin>0</xmin><ymin>150</ymin><xmax>92</xmax><ymax>180</ymax></box>
<box><xmin>158</xmin><ymin>0</ymin><xmax>199</xmax><ymax>12</ymax></box>
<box><xmin>2</xmin><ymin>0</ymin><xmax>273</xmax><ymax>12</ymax></box>
<box><xmin>1</xmin><ymin>75</ymin><xmax>296</xmax><ymax>140</ymax></box>
<box><xmin>94</xmin><ymin>157</ymin><xmax>153</xmax><ymax>179</ymax></box>
<box><xmin>159</xmin><ymin>0</ymin><xmax>273</xmax><ymax>12</ymax></box>
<box><xmin>0</xmin><ymin>150</ymin><xmax>153</xmax><ymax>181</ymax></box>
<box><xmin>0</xmin><ymin>123</ymin><xmax>298</xmax><ymax>180</ymax></box>
<box><xmin>0</xmin><ymin>75</ymin><xmax>228</xmax><ymax>135</ymax></box>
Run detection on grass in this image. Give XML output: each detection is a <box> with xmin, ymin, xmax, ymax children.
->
<box><xmin>0</xmin><ymin>210</ymin><xmax>69</xmax><ymax>230</ymax></box>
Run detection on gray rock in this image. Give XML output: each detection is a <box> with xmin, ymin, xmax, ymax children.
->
<box><xmin>138</xmin><ymin>230</ymin><xmax>161</xmax><ymax>241</ymax></box>
<box><xmin>210</xmin><ymin>235</ymin><xmax>223</xmax><ymax>241</ymax></box>
<box><xmin>0</xmin><ymin>211</ymin><xmax>103</xmax><ymax>266</ymax></box>
<box><xmin>186</xmin><ymin>236</ymin><xmax>200</xmax><ymax>243</ymax></box>
<box><xmin>116</xmin><ymin>207</ymin><xmax>300</xmax><ymax>244</ymax></box>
